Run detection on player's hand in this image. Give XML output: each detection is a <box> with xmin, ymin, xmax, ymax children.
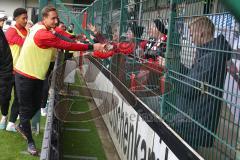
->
<box><xmin>87</xmin><ymin>24</ymin><xmax>97</xmax><ymax>34</ymax></box>
<box><xmin>90</xmin><ymin>35</ymin><xmax>95</xmax><ymax>40</ymax></box>
<box><xmin>157</xmin><ymin>56</ymin><xmax>165</xmax><ymax>67</ymax></box>
<box><xmin>76</xmin><ymin>34</ymin><xmax>83</xmax><ymax>40</ymax></box>
<box><xmin>93</xmin><ymin>43</ymin><xmax>106</xmax><ymax>52</ymax></box>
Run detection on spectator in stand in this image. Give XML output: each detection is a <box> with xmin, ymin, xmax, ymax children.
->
<box><xmin>87</xmin><ymin>19</ymin><xmax>167</xmax><ymax>64</ymax></box>
<box><xmin>58</xmin><ymin>21</ymin><xmax>66</xmax><ymax>31</ymax></box>
<box><xmin>165</xmin><ymin>17</ymin><xmax>232</xmax><ymax>148</ymax></box>
<box><xmin>142</xmin><ymin>19</ymin><xmax>168</xmax><ymax>60</ymax></box>
<box><xmin>55</xmin><ymin>21</ymin><xmax>76</xmax><ymax>40</ymax></box>
<box><xmin>67</xmin><ymin>23</ymin><xmax>75</xmax><ymax>36</ymax></box>
<box><xmin>87</xmin><ymin>23</ymin><xmax>144</xmax><ymax>59</ymax></box>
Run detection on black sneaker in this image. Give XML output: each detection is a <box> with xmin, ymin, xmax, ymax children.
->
<box><xmin>15</xmin><ymin>125</ymin><xmax>27</xmax><ymax>140</ymax></box>
<box><xmin>27</xmin><ymin>142</ymin><xmax>38</xmax><ymax>156</ymax></box>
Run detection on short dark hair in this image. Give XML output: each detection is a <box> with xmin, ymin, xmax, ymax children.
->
<box><xmin>13</xmin><ymin>8</ymin><xmax>27</xmax><ymax>19</ymax></box>
<box><xmin>70</xmin><ymin>23</ymin><xmax>74</xmax><ymax>26</ymax></box>
<box><xmin>153</xmin><ymin>19</ymin><xmax>168</xmax><ymax>34</ymax></box>
<box><xmin>41</xmin><ymin>5</ymin><xmax>57</xmax><ymax>18</ymax></box>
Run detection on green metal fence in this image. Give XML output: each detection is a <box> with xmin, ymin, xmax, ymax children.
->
<box><xmin>48</xmin><ymin>0</ymin><xmax>240</xmax><ymax>159</ymax></box>
<box><xmin>164</xmin><ymin>1</ymin><xmax>239</xmax><ymax>160</ymax></box>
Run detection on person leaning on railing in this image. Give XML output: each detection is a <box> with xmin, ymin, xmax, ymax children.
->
<box><xmin>14</xmin><ymin>5</ymin><xmax>106</xmax><ymax>156</ymax></box>
<box><xmin>86</xmin><ymin>23</ymin><xmax>144</xmax><ymax>59</ymax></box>
<box><xmin>161</xmin><ymin>16</ymin><xmax>232</xmax><ymax>148</ymax></box>
<box><xmin>86</xmin><ymin>19</ymin><xmax>168</xmax><ymax>65</ymax></box>
<box><xmin>31</xmin><ymin>19</ymin><xmax>78</xmax><ymax>134</ymax></box>
<box><xmin>87</xmin><ymin>21</ymin><xmax>167</xmax><ymax>88</ymax></box>
<box><xmin>86</xmin><ymin>23</ymin><xmax>145</xmax><ymax>84</ymax></box>
<box><xmin>135</xmin><ymin>19</ymin><xmax>168</xmax><ymax>88</ymax></box>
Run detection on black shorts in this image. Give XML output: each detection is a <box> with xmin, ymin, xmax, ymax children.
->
<box><xmin>0</xmin><ymin>76</ymin><xmax>13</xmax><ymax>105</ymax></box>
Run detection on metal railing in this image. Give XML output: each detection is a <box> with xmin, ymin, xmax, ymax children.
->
<box><xmin>40</xmin><ymin>52</ymin><xmax>65</xmax><ymax>160</ymax></box>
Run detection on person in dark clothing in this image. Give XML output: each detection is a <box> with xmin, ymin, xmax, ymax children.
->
<box><xmin>143</xmin><ymin>19</ymin><xmax>168</xmax><ymax>60</ymax></box>
<box><xmin>165</xmin><ymin>17</ymin><xmax>232</xmax><ymax>148</ymax></box>
<box><xmin>0</xmin><ymin>13</ymin><xmax>13</xmax><ymax>129</ymax></box>
<box><xmin>5</xmin><ymin>8</ymin><xmax>28</xmax><ymax>132</ymax></box>
<box><xmin>130</xmin><ymin>19</ymin><xmax>167</xmax><ymax>91</ymax></box>
<box><xmin>67</xmin><ymin>23</ymin><xmax>75</xmax><ymax>34</ymax></box>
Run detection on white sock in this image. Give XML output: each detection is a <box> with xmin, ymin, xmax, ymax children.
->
<box><xmin>1</xmin><ymin>116</ymin><xmax>7</xmax><ymax>123</ymax></box>
<box><xmin>7</xmin><ymin>122</ymin><xmax>15</xmax><ymax>126</ymax></box>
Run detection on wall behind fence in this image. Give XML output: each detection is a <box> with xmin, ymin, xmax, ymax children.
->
<box><xmin>54</xmin><ymin>0</ymin><xmax>240</xmax><ymax>159</ymax></box>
